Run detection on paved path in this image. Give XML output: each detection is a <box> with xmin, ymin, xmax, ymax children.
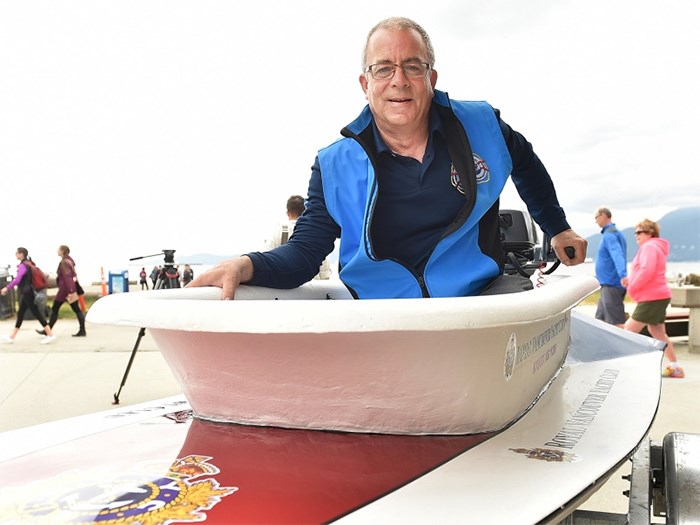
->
<box><xmin>0</xmin><ymin>285</ymin><xmax>180</xmax><ymax>431</ymax></box>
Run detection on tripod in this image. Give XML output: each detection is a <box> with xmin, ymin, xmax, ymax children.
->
<box><xmin>113</xmin><ymin>249</ymin><xmax>180</xmax><ymax>404</ymax></box>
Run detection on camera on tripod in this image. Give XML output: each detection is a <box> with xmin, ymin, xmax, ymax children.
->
<box><xmin>156</xmin><ymin>250</ymin><xmax>180</xmax><ymax>289</ymax></box>
<box><xmin>130</xmin><ymin>249</ymin><xmax>180</xmax><ymax>289</ymax></box>
<box><xmin>115</xmin><ymin>249</ymin><xmax>180</xmax><ymax>404</ymax></box>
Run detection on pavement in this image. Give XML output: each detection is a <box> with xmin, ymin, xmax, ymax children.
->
<box><xmin>0</xmin><ymin>285</ymin><xmax>181</xmax><ymax>432</ymax></box>
<box><xmin>0</xmin><ymin>288</ymin><xmax>698</xmax><ymax>517</ymax></box>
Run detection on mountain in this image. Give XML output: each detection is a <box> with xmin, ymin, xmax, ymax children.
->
<box><xmin>177</xmin><ymin>253</ymin><xmax>240</xmax><ymax>265</ymax></box>
<box><xmin>586</xmin><ymin>206</ymin><xmax>700</xmax><ymax>262</ymax></box>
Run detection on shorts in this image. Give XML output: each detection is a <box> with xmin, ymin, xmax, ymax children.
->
<box><xmin>595</xmin><ymin>285</ymin><xmax>627</xmax><ymax>325</ymax></box>
<box><xmin>631</xmin><ymin>299</ymin><xmax>671</xmax><ymax>325</ymax></box>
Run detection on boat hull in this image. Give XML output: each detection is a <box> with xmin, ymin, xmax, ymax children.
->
<box><xmin>87</xmin><ymin>275</ymin><xmax>600</xmax><ymax>434</ymax></box>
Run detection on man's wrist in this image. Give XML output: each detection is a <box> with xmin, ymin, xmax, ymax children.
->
<box><xmin>237</xmin><ymin>255</ymin><xmax>254</xmax><ymax>283</ymax></box>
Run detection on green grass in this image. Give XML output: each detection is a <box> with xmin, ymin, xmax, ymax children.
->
<box><xmin>580</xmin><ymin>291</ymin><xmax>600</xmax><ymax>306</ymax></box>
<box><xmin>55</xmin><ymin>293</ymin><xmax>101</xmax><ymax>319</ymax></box>
<box><xmin>579</xmin><ymin>290</ymin><xmax>635</xmax><ymax>306</ymax></box>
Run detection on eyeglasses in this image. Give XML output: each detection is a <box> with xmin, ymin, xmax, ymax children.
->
<box><xmin>634</xmin><ymin>230</ymin><xmax>649</xmax><ymax>235</ymax></box>
<box><xmin>365</xmin><ymin>61</ymin><xmax>431</xmax><ymax>80</ymax></box>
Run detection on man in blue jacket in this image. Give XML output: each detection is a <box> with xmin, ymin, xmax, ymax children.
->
<box><xmin>190</xmin><ymin>17</ymin><xmax>587</xmax><ymax>299</ymax></box>
<box><xmin>594</xmin><ymin>207</ymin><xmax>628</xmax><ymax>326</ymax></box>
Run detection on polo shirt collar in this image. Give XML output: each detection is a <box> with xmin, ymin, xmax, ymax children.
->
<box><xmin>371</xmin><ymin>105</ymin><xmax>445</xmax><ymax>156</ymax></box>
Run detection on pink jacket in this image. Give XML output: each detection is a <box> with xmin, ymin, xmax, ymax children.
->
<box><xmin>626</xmin><ymin>237</ymin><xmax>671</xmax><ymax>303</ymax></box>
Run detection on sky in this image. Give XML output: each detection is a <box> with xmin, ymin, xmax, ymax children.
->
<box><xmin>2</xmin><ymin>0</ymin><xmax>699</xmax><ymax>283</ymax></box>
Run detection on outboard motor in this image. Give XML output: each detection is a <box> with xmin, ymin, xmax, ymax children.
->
<box><xmin>499</xmin><ymin>209</ymin><xmax>559</xmax><ymax>277</ymax></box>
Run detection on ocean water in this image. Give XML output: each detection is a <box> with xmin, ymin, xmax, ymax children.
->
<box><xmin>555</xmin><ymin>260</ymin><xmax>700</xmax><ymax>281</ymax></box>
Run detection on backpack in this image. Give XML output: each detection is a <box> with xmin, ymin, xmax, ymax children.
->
<box><xmin>23</xmin><ymin>261</ymin><xmax>47</xmax><ymax>291</ymax></box>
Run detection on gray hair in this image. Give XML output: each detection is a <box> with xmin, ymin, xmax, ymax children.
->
<box><xmin>362</xmin><ymin>17</ymin><xmax>436</xmax><ymax>70</ymax></box>
<box><xmin>595</xmin><ymin>207</ymin><xmax>612</xmax><ymax>219</ymax></box>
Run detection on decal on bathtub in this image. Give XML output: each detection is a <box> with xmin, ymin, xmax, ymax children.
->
<box><xmin>504</xmin><ymin>332</ymin><xmax>517</xmax><ymax>382</ymax></box>
<box><xmin>509</xmin><ymin>447</ymin><xmax>579</xmax><ymax>463</ymax></box>
<box><xmin>516</xmin><ymin>316</ymin><xmax>569</xmax><ymax>367</ymax></box>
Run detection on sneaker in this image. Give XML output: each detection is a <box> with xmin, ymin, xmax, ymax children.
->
<box><xmin>40</xmin><ymin>335</ymin><xmax>56</xmax><ymax>345</ymax></box>
<box><xmin>1</xmin><ymin>335</ymin><xmax>14</xmax><ymax>344</ymax></box>
<box><xmin>662</xmin><ymin>366</ymin><xmax>685</xmax><ymax>378</ymax></box>
<box><xmin>72</xmin><ymin>331</ymin><xmax>87</xmax><ymax>337</ymax></box>
<box><xmin>36</xmin><ymin>329</ymin><xmax>47</xmax><ymax>336</ymax></box>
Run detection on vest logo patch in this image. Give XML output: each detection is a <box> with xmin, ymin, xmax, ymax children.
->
<box><xmin>450</xmin><ymin>163</ymin><xmax>465</xmax><ymax>195</ymax></box>
<box><xmin>473</xmin><ymin>153</ymin><xmax>490</xmax><ymax>184</ymax></box>
<box><xmin>450</xmin><ymin>153</ymin><xmax>490</xmax><ymax>195</ymax></box>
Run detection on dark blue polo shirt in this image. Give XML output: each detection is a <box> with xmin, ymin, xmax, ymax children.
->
<box><xmin>370</xmin><ymin>108</ymin><xmax>464</xmax><ymax>272</ymax></box>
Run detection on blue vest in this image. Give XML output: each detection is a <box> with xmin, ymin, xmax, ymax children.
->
<box><xmin>318</xmin><ymin>91</ymin><xmax>512</xmax><ymax>298</ymax></box>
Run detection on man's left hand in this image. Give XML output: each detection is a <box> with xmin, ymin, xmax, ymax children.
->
<box><xmin>551</xmin><ymin>229</ymin><xmax>587</xmax><ymax>266</ymax></box>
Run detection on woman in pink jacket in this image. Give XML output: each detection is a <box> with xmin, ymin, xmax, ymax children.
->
<box><xmin>622</xmin><ymin>219</ymin><xmax>683</xmax><ymax>378</ymax></box>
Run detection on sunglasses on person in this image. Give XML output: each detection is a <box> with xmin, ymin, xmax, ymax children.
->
<box><xmin>634</xmin><ymin>230</ymin><xmax>649</xmax><ymax>235</ymax></box>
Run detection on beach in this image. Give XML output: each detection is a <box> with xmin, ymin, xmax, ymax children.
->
<box><xmin>0</xmin><ymin>287</ymin><xmax>698</xmax><ymax>517</ymax></box>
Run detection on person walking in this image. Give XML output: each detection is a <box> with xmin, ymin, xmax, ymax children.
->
<box><xmin>38</xmin><ymin>245</ymin><xmax>87</xmax><ymax>337</ymax></box>
<box><xmin>189</xmin><ymin>17</ymin><xmax>586</xmax><ymax>299</ymax></box>
<box><xmin>182</xmin><ymin>264</ymin><xmax>194</xmax><ymax>286</ymax></box>
<box><xmin>150</xmin><ymin>265</ymin><xmax>160</xmax><ymax>288</ymax></box>
<box><xmin>139</xmin><ymin>267</ymin><xmax>149</xmax><ymax>290</ymax></box>
<box><xmin>0</xmin><ymin>247</ymin><xmax>56</xmax><ymax>344</ymax></box>
<box><xmin>593</xmin><ymin>207</ymin><xmax>628</xmax><ymax>327</ymax></box>
<box><xmin>622</xmin><ymin>219</ymin><xmax>684</xmax><ymax>378</ymax></box>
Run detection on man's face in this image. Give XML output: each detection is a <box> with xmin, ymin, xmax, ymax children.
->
<box><xmin>359</xmin><ymin>27</ymin><xmax>437</xmax><ymax>135</ymax></box>
<box><xmin>594</xmin><ymin>212</ymin><xmax>608</xmax><ymax>229</ymax></box>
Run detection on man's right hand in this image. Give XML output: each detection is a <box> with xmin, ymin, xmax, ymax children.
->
<box><xmin>186</xmin><ymin>256</ymin><xmax>254</xmax><ymax>300</ymax></box>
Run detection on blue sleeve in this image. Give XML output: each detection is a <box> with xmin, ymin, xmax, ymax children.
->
<box><xmin>247</xmin><ymin>157</ymin><xmax>340</xmax><ymax>288</ymax></box>
<box><xmin>604</xmin><ymin>234</ymin><xmax>628</xmax><ymax>279</ymax></box>
<box><xmin>497</xmin><ymin>113</ymin><xmax>571</xmax><ymax>238</ymax></box>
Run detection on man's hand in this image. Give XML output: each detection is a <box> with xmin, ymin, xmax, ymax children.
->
<box><xmin>551</xmin><ymin>229</ymin><xmax>588</xmax><ymax>266</ymax></box>
<box><xmin>186</xmin><ymin>256</ymin><xmax>254</xmax><ymax>300</ymax></box>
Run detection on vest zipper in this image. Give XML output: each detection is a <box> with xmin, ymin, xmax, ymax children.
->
<box><xmin>417</xmin><ymin>275</ymin><xmax>430</xmax><ymax>297</ymax></box>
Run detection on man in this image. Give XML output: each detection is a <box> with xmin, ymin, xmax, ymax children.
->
<box><xmin>190</xmin><ymin>17</ymin><xmax>586</xmax><ymax>299</ymax></box>
<box><xmin>265</xmin><ymin>195</ymin><xmax>332</xmax><ymax>279</ymax></box>
<box><xmin>594</xmin><ymin>207</ymin><xmax>628</xmax><ymax>327</ymax></box>
<box><xmin>264</xmin><ymin>195</ymin><xmax>307</xmax><ymax>249</ymax></box>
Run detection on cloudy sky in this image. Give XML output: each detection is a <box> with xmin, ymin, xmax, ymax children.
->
<box><xmin>1</xmin><ymin>0</ymin><xmax>698</xmax><ymax>282</ymax></box>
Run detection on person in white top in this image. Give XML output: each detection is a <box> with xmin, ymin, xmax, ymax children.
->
<box><xmin>265</xmin><ymin>195</ymin><xmax>332</xmax><ymax>279</ymax></box>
